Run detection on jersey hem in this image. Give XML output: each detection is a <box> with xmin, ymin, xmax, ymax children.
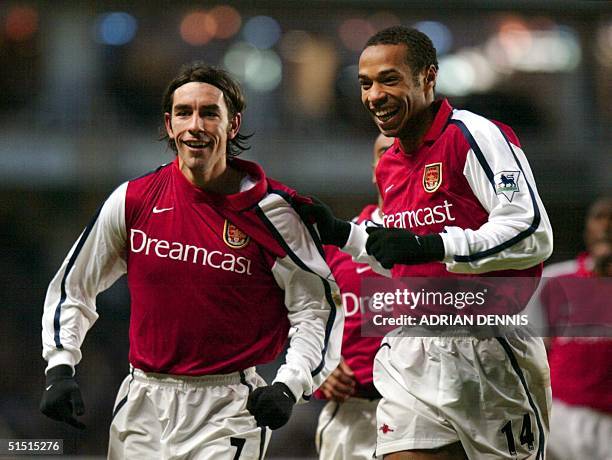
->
<box><xmin>377</xmin><ymin>438</ymin><xmax>459</xmax><ymax>455</ymax></box>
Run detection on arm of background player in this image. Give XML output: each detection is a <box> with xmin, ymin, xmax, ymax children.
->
<box><xmin>258</xmin><ymin>194</ymin><xmax>344</xmax><ymax>403</ymax></box>
<box><xmin>340</xmin><ymin>222</ymin><xmax>392</xmax><ymax>277</ymax></box>
<box><xmin>440</xmin><ymin>115</ymin><xmax>553</xmax><ymax>273</ymax></box>
<box><xmin>41</xmin><ymin>182</ymin><xmax>128</xmax><ymax>374</ymax></box>
<box><xmin>319</xmin><ymin>359</ymin><xmax>356</xmax><ymax>402</ymax></box>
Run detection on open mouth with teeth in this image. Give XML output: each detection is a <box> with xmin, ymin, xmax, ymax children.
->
<box><xmin>183</xmin><ymin>139</ymin><xmax>212</xmax><ymax>149</ymax></box>
<box><xmin>374</xmin><ymin>107</ymin><xmax>400</xmax><ymax>123</ymax></box>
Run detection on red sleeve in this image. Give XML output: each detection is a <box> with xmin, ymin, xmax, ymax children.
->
<box><xmin>492</xmin><ymin>120</ymin><xmax>521</xmax><ymax>148</ymax></box>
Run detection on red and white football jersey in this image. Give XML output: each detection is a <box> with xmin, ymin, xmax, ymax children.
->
<box><xmin>538</xmin><ymin>254</ymin><xmax>612</xmax><ymax>413</ymax></box>
<box><xmin>42</xmin><ymin>157</ymin><xmax>344</xmax><ymax>400</ymax></box>
<box><xmin>344</xmin><ymin>99</ymin><xmax>552</xmax><ymax>280</ymax></box>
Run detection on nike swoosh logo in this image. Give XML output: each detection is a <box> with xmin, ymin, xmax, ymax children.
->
<box><xmin>46</xmin><ymin>385</ymin><xmax>53</xmax><ymax>391</ymax></box>
<box><xmin>152</xmin><ymin>206</ymin><xmax>174</xmax><ymax>214</ymax></box>
<box><xmin>384</xmin><ymin>184</ymin><xmax>395</xmax><ymax>193</ymax></box>
<box><xmin>356</xmin><ymin>266</ymin><xmax>372</xmax><ymax>274</ymax></box>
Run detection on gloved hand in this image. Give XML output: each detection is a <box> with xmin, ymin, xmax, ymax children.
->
<box><xmin>40</xmin><ymin>365</ymin><xmax>85</xmax><ymax>429</ymax></box>
<box><xmin>296</xmin><ymin>197</ymin><xmax>351</xmax><ymax>247</ymax></box>
<box><xmin>365</xmin><ymin>227</ymin><xmax>445</xmax><ymax>269</ymax></box>
<box><xmin>247</xmin><ymin>382</ymin><xmax>296</xmax><ymax>430</ymax></box>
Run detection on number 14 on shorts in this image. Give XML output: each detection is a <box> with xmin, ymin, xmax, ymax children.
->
<box><xmin>501</xmin><ymin>413</ymin><xmax>535</xmax><ymax>455</ymax></box>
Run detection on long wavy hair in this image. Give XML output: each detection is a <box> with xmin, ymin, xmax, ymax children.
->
<box><xmin>160</xmin><ymin>62</ymin><xmax>252</xmax><ymax>157</ymax></box>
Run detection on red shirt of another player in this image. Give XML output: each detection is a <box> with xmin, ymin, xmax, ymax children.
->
<box><xmin>541</xmin><ymin>254</ymin><xmax>612</xmax><ymax>413</ymax></box>
<box><xmin>321</xmin><ymin>205</ymin><xmax>385</xmax><ymax>398</ymax></box>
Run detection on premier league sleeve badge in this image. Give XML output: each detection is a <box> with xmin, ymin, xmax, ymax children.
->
<box><xmin>494</xmin><ymin>170</ymin><xmax>521</xmax><ymax>202</ymax></box>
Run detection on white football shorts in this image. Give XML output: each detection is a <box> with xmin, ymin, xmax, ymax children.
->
<box><xmin>316</xmin><ymin>397</ymin><xmax>380</xmax><ymax>460</ymax></box>
<box><xmin>374</xmin><ymin>334</ymin><xmax>551</xmax><ymax>459</ymax></box>
<box><xmin>108</xmin><ymin>367</ymin><xmax>270</xmax><ymax>460</ymax></box>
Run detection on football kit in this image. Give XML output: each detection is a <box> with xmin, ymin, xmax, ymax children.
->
<box><xmin>42</xmin><ymin>157</ymin><xmax>343</xmax><ymax>459</ymax></box>
<box><xmin>343</xmin><ymin>99</ymin><xmax>553</xmax><ymax>458</ymax></box>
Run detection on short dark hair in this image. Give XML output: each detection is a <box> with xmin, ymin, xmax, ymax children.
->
<box><xmin>365</xmin><ymin>26</ymin><xmax>439</xmax><ymax>78</ymax></box>
<box><xmin>161</xmin><ymin>62</ymin><xmax>251</xmax><ymax>157</ymax></box>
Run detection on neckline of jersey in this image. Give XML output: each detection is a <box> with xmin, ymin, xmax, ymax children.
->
<box><xmin>172</xmin><ymin>157</ymin><xmax>268</xmax><ymax>211</ymax></box>
<box><xmin>391</xmin><ymin>98</ymin><xmax>454</xmax><ymax>157</ymax></box>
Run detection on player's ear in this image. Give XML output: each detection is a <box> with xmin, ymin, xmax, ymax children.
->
<box><xmin>424</xmin><ymin>65</ymin><xmax>437</xmax><ymax>90</ymax></box>
<box><xmin>164</xmin><ymin>112</ymin><xmax>174</xmax><ymax>139</ymax></box>
<box><xmin>227</xmin><ymin>112</ymin><xmax>242</xmax><ymax>140</ymax></box>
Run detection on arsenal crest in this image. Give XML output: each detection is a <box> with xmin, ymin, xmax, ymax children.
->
<box><xmin>423</xmin><ymin>162</ymin><xmax>442</xmax><ymax>193</ymax></box>
<box><xmin>223</xmin><ymin>220</ymin><xmax>250</xmax><ymax>249</ymax></box>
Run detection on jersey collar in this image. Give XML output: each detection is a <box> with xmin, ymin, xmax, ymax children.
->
<box><xmin>172</xmin><ymin>157</ymin><xmax>268</xmax><ymax>211</ymax></box>
<box><xmin>389</xmin><ymin>98</ymin><xmax>454</xmax><ymax>156</ymax></box>
<box><xmin>422</xmin><ymin>98</ymin><xmax>453</xmax><ymax>144</ymax></box>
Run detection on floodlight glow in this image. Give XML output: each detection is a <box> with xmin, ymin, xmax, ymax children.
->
<box><xmin>209</xmin><ymin>5</ymin><xmax>241</xmax><ymax>39</ymax></box>
<box><xmin>436</xmin><ymin>55</ymin><xmax>476</xmax><ymax>96</ymax></box>
<box><xmin>180</xmin><ymin>10</ymin><xmax>216</xmax><ymax>46</ymax></box>
<box><xmin>243</xmin><ymin>15</ymin><xmax>281</xmax><ymax>49</ymax></box>
<box><xmin>414</xmin><ymin>21</ymin><xmax>452</xmax><ymax>55</ymax></box>
<box><xmin>95</xmin><ymin>12</ymin><xmax>138</xmax><ymax>46</ymax></box>
<box><xmin>5</xmin><ymin>6</ymin><xmax>39</xmax><ymax>42</ymax></box>
<box><xmin>224</xmin><ymin>42</ymin><xmax>282</xmax><ymax>92</ymax></box>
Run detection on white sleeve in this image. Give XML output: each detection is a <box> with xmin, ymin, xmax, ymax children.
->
<box><xmin>257</xmin><ymin>193</ymin><xmax>344</xmax><ymax>402</ymax></box>
<box><xmin>41</xmin><ymin>182</ymin><xmax>128</xmax><ymax>373</ymax></box>
<box><xmin>440</xmin><ymin>112</ymin><xmax>553</xmax><ymax>274</ymax></box>
<box><xmin>341</xmin><ymin>222</ymin><xmax>392</xmax><ymax>277</ymax></box>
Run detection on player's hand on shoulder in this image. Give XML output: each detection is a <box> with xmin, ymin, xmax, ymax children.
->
<box><xmin>295</xmin><ymin>196</ymin><xmax>351</xmax><ymax>247</ymax></box>
<box><xmin>320</xmin><ymin>360</ymin><xmax>356</xmax><ymax>402</ymax></box>
<box><xmin>247</xmin><ymin>382</ymin><xmax>296</xmax><ymax>430</ymax></box>
<box><xmin>40</xmin><ymin>365</ymin><xmax>86</xmax><ymax>430</ymax></box>
<box><xmin>365</xmin><ymin>227</ymin><xmax>445</xmax><ymax>268</ymax></box>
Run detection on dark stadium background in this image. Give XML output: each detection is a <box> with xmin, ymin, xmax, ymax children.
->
<box><xmin>0</xmin><ymin>1</ymin><xmax>609</xmax><ymax>457</ymax></box>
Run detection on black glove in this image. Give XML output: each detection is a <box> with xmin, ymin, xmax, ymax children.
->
<box><xmin>246</xmin><ymin>382</ymin><xmax>296</xmax><ymax>430</ymax></box>
<box><xmin>365</xmin><ymin>227</ymin><xmax>445</xmax><ymax>269</ymax></box>
<box><xmin>40</xmin><ymin>365</ymin><xmax>85</xmax><ymax>429</ymax></box>
<box><xmin>296</xmin><ymin>197</ymin><xmax>351</xmax><ymax>247</ymax></box>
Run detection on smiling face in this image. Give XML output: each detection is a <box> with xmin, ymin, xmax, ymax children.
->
<box><xmin>359</xmin><ymin>44</ymin><xmax>436</xmax><ymax>139</ymax></box>
<box><xmin>164</xmin><ymin>81</ymin><xmax>241</xmax><ymax>185</ymax></box>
